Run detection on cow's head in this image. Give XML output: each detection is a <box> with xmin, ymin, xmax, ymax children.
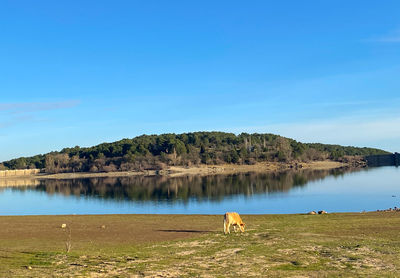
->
<box><xmin>239</xmin><ymin>223</ymin><xmax>246</xmax><ymax>232</ymax></box>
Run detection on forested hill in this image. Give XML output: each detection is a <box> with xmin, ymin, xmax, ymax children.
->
<box><xmin>0</xmin><ymin>132</ymin><xmax>389</xmax><ymax>173</ymax></box>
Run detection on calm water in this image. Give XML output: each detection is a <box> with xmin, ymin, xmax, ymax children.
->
<box><xmin>0</xmin><ymin>166</ymin><xmax>399</xmax><ymax>215</ymax></box>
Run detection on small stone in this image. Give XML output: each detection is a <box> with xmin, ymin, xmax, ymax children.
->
<box><xmin>61</xmin><ymin>224</ymin><xmax>67</xmax><ymax>229</ymax></box>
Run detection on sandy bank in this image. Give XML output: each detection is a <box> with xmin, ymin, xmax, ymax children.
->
<box><xmin>166</xmin><ymin>160</ymin><xmax>345</xmax><ymax>177</ymax></box>
<box><xmin>0</xmin><ymin>160</ymin><xmax>346</xmax><ymax>184</ymax></box>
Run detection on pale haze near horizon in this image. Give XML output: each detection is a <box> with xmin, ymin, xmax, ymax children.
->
<box><xmin>1</xmin><ymin>1</ymin><xmax>400</xmax><ymax>162</ymax></box>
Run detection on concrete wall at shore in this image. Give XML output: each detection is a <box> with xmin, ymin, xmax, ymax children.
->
<box><xmin>365</xmin><ymin>153</ymin><xmax>399</xmax><ymax>167</ymax></box>
<box><xmin>0</xmin><ymin>169</ymin><xmax>40</xmax><ymax>177</ymax></box>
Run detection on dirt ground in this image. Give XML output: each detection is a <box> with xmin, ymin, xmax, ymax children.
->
<box><xmin>0</xmin><ymin>214</ymin><xmax>221</xmax><ymax>249</ymax></box>
<box><xmin>1</xmin><ymin>213</ymin><xmax>400</xmax><ymax>277</ymax></box>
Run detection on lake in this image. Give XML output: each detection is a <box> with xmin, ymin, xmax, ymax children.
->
<box><xmin>0</xmin><ymin>166</ymin><xmax>399</xmax><ymax>215</ymax></box>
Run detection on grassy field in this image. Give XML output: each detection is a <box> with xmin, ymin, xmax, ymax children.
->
<box><xmin>1</xmin><ymin>212</ymin><xmax>399</xmax><ymax>277</ymax></box>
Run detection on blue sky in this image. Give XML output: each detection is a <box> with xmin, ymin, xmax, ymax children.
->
<box><xmin>1</xmin><ymin>0</ymin><xmax>400</xmax><ymax>161</ymax></box>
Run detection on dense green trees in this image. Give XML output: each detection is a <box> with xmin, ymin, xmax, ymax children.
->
<box><xmin>304</xmin><ymin>143</ymin><xmax>389</xmax><ymax>159</ymax></box>
<box><xmin>1</xmin><ymin>155</ymin><xmax>45</xmax><ymax>170</ymax></box>
<box><xmin>0</xmin><ymin>132</ymin><xmax>389</xmax><ymax>173</ymax></box>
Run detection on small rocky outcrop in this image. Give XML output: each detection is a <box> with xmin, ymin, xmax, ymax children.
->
<box><xmin>376</xmin><ymin>207</ymin><xmax>400</xmax><ymax>212</ymax></box>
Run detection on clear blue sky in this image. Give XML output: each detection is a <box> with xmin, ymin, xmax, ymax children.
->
<box><xmin>1</xmin><ymin>0</ymin><xmax>400</xmax><ymax>161</ymax></box>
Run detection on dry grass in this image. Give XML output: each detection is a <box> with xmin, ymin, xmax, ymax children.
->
<box><xmin>1</xmin><ymin>212</ymin><xmax>400</xmax><ymax>277</ymax></box>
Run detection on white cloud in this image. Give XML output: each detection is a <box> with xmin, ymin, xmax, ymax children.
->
<box><xmin>0</xmin><ymin>100</ymin><xmax>80</xmax><ymax>113</ymax></box>
<box><xmin>0</xmin><ymin>100</ymin><xmax>80</xmax><ymax>129</ymax></box>
<box><xmin>229</xmin><ymin>116</ymin><xmax>400</xmax><ymax>152</ymax></box>
<box><xmin>374</xmin><ymin>37</ymin><xmax>400</xmax><ymax>43</ymax></box>
<box><xmin>366</xmin><ymin>29</ymin><xmax>400</xmax><ymax>43</ymax></box>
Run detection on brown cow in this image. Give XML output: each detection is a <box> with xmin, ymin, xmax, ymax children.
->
<box><xmin>223</xmin><ymin>212</ymin><xmax>245</xmax><ymax>234</ymax></box>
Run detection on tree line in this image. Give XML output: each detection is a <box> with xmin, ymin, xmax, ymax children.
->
<box><xmin>0</xmin><ymin>132</ymin><xmax>389</xmax><ymax>173</ymax></box>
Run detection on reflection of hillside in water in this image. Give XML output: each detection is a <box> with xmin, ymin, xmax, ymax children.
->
<box><xmin>18</xmin><ymin>168</ymin><xmax>359</xmax><ymax>203</ymax></box>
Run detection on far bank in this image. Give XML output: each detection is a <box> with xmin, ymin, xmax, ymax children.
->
<box><xmin>0</xmin><ymin>160</ymin><xmax>350</xmax><ymax>183</ymax></box>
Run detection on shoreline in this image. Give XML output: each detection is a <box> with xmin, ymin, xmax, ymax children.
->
<box><xmin>0</xmin><ymin>160</ymin><xmax>347</xmax><ymax>183</ymax></box>
<box><xmin>0</xmin><ymin>211</ymin><xmax>394</xmax><ymax>218</ymax></box>
<box><xmin>0</xmin><ymin>211</ymin><xmax>386</xmax><ymax>218</ymax></box>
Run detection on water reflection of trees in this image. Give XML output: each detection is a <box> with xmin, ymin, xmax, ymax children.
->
<box><xmin>28</xmin><ymin>168</ymin><xmax>355</xmax><ymax>203</ymax></box>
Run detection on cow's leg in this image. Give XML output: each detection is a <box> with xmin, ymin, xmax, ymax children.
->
<box><xmin>226</xmin><ymin>222</ymin><xmax>231</xmax><ymax>234</ymax></box>
<box><xmin>223</xmin><ymin>219</ymin><xmax>227</xmax><ymax>234</ymax></box>
<box><xmin>233</xmin><ymin>225</ymin><xmax>238</xmax><ymax>233</ymax></box>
